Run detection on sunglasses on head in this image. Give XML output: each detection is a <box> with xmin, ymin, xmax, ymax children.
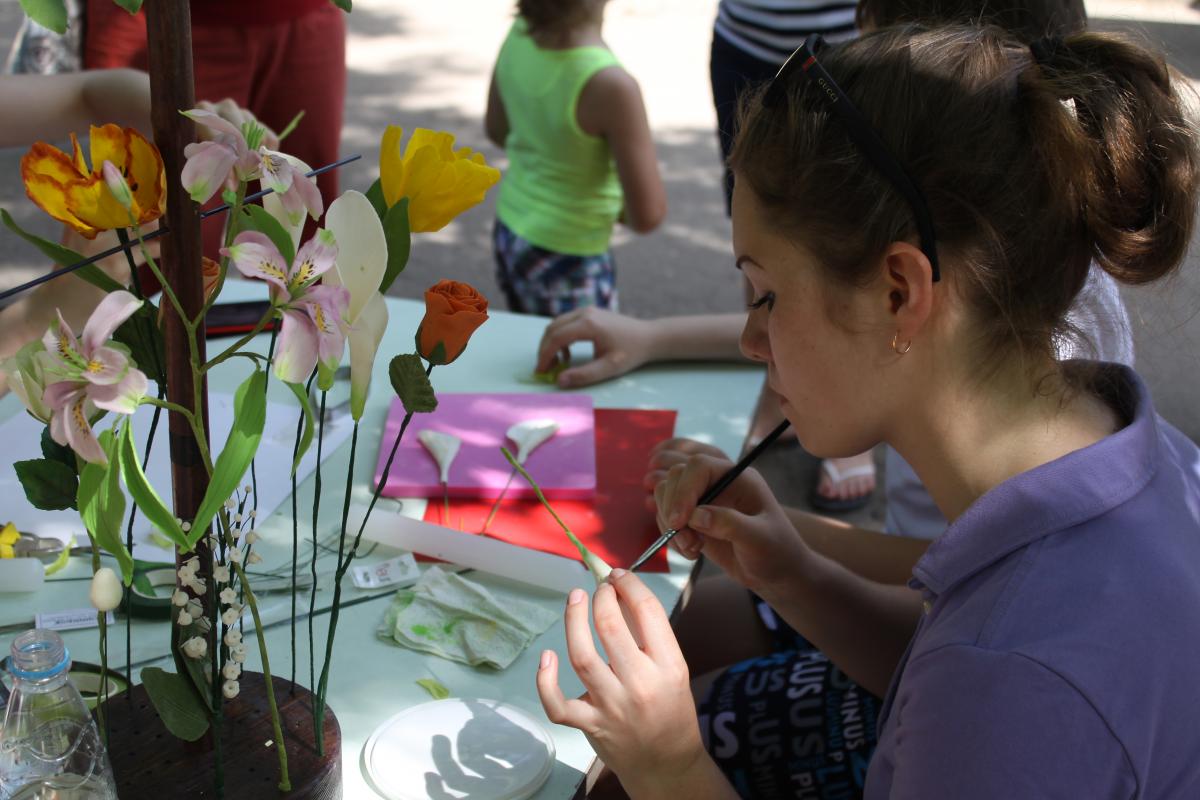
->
<box><xmin>764</xmin><ymin>34</ymin><xmax>941</xmax><ymax>282</ymax></box>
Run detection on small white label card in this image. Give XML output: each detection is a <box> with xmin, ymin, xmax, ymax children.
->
<box><xmin>36</xmin><ymin>609</ymin><xmax>116</xmax><ymax>631</ymax></box>
<box><xmin>351</xmin><ymin>552</ymin><xmax>421</xmax><ymax>590</ymax></box>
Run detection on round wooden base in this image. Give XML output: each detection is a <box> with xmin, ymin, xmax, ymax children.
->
<box><xmin>104</xmin><ymin>671</ymin><xmax>341</xmax><ymax>799</ymax></box>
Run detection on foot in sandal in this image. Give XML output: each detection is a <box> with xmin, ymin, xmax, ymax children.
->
<box><xmin>809</xmin><ymin>450</ymin><xmax>876</xmax><ymax>513</ymax></box>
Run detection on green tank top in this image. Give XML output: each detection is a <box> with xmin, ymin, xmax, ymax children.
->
<box><xmin>495</xmin><ymin>19</ymin><xmax>623</xmax><ymax>256</ymax></box>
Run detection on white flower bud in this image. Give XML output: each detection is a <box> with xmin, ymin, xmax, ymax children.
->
<box><xmin>181</xmin><ymin>521</ymin><xmax>192</xmax><ymax>533</ymax></box>
<box><xmin>101</xmin><ymin>161</ymin><xmax>134</xmax><ymax>211</ymax></box>
<box><xmin>222</xmin><ymin>607</ymin><xmax>242</xmax><ymax>626</ymax></box>
<box><xmin>224</xmin><ymin>499</ymin><xmax>236</xmax><ymax>510</ymax></box>
<box><xmin>171</xmin><ymin>590</ymin><xmax>189</xmax><ymax>607</ymax></box>
<box><xmin>243</xmin><ymin>485</ymin><xmax>252</xmax><ymax>494</ymax></box>
<box><xmin>182</xmin><ymin>636</ymin><xmax>208</xmax><ymax>659</ymax></box>
<box><xmin>219</xmin><ymin>587</ymin><xmax>237</xmax><ymax>605</ymax></box>
<box><xmin>249</xmin><ymin>510</ymin><xmax>257</xmax><ymax>519</ymax></box>
<box><xmin>89</xmin><ymin>567</ymin><xmax>122</xmax><ymax>612</ymax></box>
<box><xmin>224</xmin><ymin>629</ymin><xmax>242</xmax><ymax>647</ymax></box>
<box><xmin>244</xmin><ymin>532</ymin><xmax>258</xmax><ymax>545</ymax></box>
<box><xmin>213</xmin><ymin>564</ymin><xmax>231</xmax><ymax>584</ymax></box>
<box><xmin>233</xmin><ymin>514</ymin><xmax>243</xmax><ymax>524</ymax></box>
<box><xmin>176</xmin><ymin>610</ymin><xmax>194</xmax><ymax>626</ymax></box>
<box><xmin>230</xmin><ymin>643</ymin><xmax>247</xmax><ymax>663</ymax></box>
<box><xmin>222</xmin><ymin>680</ymin><xmax>240</xmax><ymax>699</ymax></box>
<box><xmin>183</xmin><ymin>576</ymin><xmax>206</xmax><ymax>595</ymax></box>
<box><xmin>227</xmin><ymin>547</ymin><xmax>243</xmax><ymax>564</ymax></box>
<box><xmin>246</xmin><ymin>552</ymin><xmax>263</xmax><ymax>565</ymax></box>
<box><xmin>222</xmin><ymin>661</ymin><xmax>242</xmax><ymax>681</ymax></box>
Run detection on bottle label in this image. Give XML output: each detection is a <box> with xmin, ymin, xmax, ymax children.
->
<box><xmin>351</xmin><ymin>553</ymin><xmax>420</xmax><ymax>589</ymax></box>
<box><xmin>35</xmin><ymin>608</ymin><xmax>116</xmax><ymax>631</ymax></box>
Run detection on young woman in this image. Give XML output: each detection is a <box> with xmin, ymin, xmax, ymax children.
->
<box><xmin>534</xmin><ymin>25</ymin><xmax>1200</xmax><ymax>799</ymax></box>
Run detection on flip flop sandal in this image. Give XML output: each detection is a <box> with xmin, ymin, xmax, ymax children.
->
<box><xmin>808</xmin><ymin>459</ymin><xmax>876</xmax><ymax>513</ymax></box>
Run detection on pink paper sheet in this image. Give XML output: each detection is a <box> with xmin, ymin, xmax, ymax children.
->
<box><xmin>373</xmin><ymin>393</ymin><xmax>596</xmax><ymax>499</ymax></box>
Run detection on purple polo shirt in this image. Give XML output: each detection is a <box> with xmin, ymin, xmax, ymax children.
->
<box><xmin>866</xmin><ymin>366</ymin><xmax>1200</xmax><ymax>799</ymax></box>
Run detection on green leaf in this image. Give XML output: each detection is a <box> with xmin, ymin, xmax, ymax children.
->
<box><xmin>330</xmin><ymin>0</ymin><xmax>352</xmax><ymax>11</ymax></box>
<box><xmin>389</xmin><ymin>354</ymin><xmax>437</xmax><ymax>414</ymax></box>
<box><xmin>240</xmin><ymin>204</ymin><xmax>296</xmax><ymax>266</ymax></box>
<box><xmin>416</xmin><ymin>678</ymin><xmax>451</xmax><ymax>700</ymax></box>
<box><xmin>77</xmin><ymin>431</ymin><xmax>133</xmax><ymax>583</ymax></box>
<box><xmin>111</xmin><ymin>0</ymin><xmax>143</xmax><ymax>11</ymax></box>
<box><xmin>379</xmin><ymin>197</ymin><xmax>411</xmax><ymax>293</ymax></box>
<box><xmin>1</xmin><ymin>209</ymin><xmax>123</xmax><ymax>294</ymax></box>
<box><xmin>364</xmin><ymin>178</ymin><xmax>387</xmax><ymax>221</ymax></box>
<box><xmin>40</xmin><ymin>427</ymin><xmax>77</xmax><ymax>469</ymax></box>
<box><xmin>140</xmin><ymin>667</ymin><xmax>211</xmax><ymax>741</ymax></box>
<box><xmin>119</xmin><ymin>423</ymin><xmax>188</xmax><ymax>551</ymax></box>
<box><xmin>276</xmin><ymin>110</ymin><xmax>305</xmax><ymax>144</ymax></box>
<box><xmin>283</xmin><ymin>380</ymin><xmax>315</xmax><ymax>477</ymax></box>
<box><xmin>112</xmin><ymin>301</ymin><xmax>166</xmax><ymax>386</ymax></box>
<box><xmin>44</xmin><ymin>535</ymin><xmax>75</xmax><ymax>576</ymax></box>
<box><xmin>188</xmin><ymin>370</ymin><xmax>267</xmax><ymax>547</ymax></box>
<box><xmin>18</xmin><ymin>0</ymin><xmax>68</xmax><ymax>33</ymax></box>
<box><xmin>15</xmin><ymin>458</ymin><xmax>78</xmax><ymax>510</ymax></box>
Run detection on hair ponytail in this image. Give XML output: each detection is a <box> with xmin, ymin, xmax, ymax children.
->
<box><xmin>1024</xmin><ymin>33</ymin><xmax>1200</xmax><ymax>286</ymax></box>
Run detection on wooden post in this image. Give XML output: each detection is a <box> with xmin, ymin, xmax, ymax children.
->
<box><xmin>143</xmin><ymin>4</ymin><xmax>210</xmax><ymax>544</ymax></box>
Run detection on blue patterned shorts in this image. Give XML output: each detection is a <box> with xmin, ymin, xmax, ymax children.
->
<box><xmin>696</xmin><ymin>597</ymin><xmax>882</xmax><ymax>800</ymax></box>
<box><xmin>492</xmin><ymin>220</ymin><xmax>617</xmax><ymax>316</ymax></box>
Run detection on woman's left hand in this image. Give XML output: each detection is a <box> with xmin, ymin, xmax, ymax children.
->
<box><xmin>536</xmin><ymin>569</ymin><xmax>720</xmax><ymax>796</ymax></box>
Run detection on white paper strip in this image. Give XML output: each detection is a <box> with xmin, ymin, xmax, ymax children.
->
<box><xmin>355</xmin><ymin>507</ymin><xmax>591</xmax><ymax>595</ymax></box>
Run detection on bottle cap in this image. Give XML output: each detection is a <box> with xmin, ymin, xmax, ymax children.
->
<box><xmin>8</xmin><ymin>628</ymin><xmax>71</xmax><ymax>681</ymax></box>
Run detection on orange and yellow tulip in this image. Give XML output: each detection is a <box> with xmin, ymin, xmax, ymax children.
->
<box><xmin>21</xmin><ymin>124</ymin><xmax>166</xmax><ymax>239</ymax></box>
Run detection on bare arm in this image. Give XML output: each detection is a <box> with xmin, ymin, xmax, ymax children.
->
<box><xmin>0</xmin><ymin>70</ymin><xmax>152</xmax><ymax>147</ymax></box>
<box><xmin>536</xmin><ymin>309</ymin><xmax>748</xmax><ymax>387</ymax></box>
<box><xmin>785</xmin><ymin>507</ymin><xmax>930</xmax><ymax>585</ymax></box>
<box><xmin>484</xmin><ymin>69</ymin><xmax>509</xmax><ymax>149</ymax></box>
<box><xmin>577</xmin><ymin>66</ymin><xmax>666</xmax><ymax>233</ymax></box>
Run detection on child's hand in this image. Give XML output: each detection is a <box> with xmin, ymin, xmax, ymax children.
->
<box><xmin>654</xmin><ymin>452</ymin><xmax>801</xmax><ymax>594</ymax></box>
<box><xmin>535</xmin><ymin>307</ymin><xmax>657</xmax><ymax>388</ymax></box>
<box><xmin>641</xmin><ymin>437</ymin><xmax>729</xmax><ymax>511</ymax></box>
<box><xmin>536</xmin><ymin>571</ymin><xmax>722</xmax><ymax>797</ymax></box>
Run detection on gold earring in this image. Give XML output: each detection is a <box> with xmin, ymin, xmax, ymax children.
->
<box><xmin>891</xmin><ymin>332</ymin><xmax>912</xmax><ymax>355</ymax></box>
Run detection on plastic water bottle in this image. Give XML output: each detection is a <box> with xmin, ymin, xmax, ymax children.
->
<box><xmin>0</xmin><ymin>630</ymin><xmax>117</xmax><ymax>799</ymax></box>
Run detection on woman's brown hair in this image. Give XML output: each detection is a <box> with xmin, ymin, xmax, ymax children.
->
<box><xmin>729</xmin><ymin>26</ymin><xmax>1199</xmax><ymax>369</ymax></box>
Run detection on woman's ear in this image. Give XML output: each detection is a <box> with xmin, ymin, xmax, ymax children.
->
<box><xmin>879</xmin><ymin>241</ymin><xmax>935</xmax><ymax>343</ymax></box>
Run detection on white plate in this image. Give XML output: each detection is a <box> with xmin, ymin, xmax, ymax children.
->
<box><xmin>362</xmin><ymin>698</ymin><xmax>555</xmax><ymax>800</ymax></box>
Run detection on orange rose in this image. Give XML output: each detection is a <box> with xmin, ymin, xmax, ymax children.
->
<box><xmin>415</xmin><ymin>280</ymin><xmax>488</xmax><ymax>365</ymax></box>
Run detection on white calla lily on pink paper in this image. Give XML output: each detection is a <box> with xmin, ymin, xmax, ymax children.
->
<box><xmin>322</xmin><ymin>190</ymin><xmax>389</xmax><ymax>419</ymax></box>
<box><xmin>38</xmin><ymin>290</ymin><xmax>148</xmax><ymax>464</ymax></box>
<box><xmin>222</xmin><ymin>229</ymin><xmax>350</xmax><ymax>385</ymax></box>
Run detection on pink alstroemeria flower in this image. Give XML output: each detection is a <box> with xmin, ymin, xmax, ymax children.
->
<box><xmin>222</xmin><ymin>230</ymin><xmax>350</xmax><ymax>384</ymax></box>
<box><xmin>181</xmin><ymin>109</ymin><xmax>323</xmax><ymax>224</ymax></box>
<box><xmin>40</xmin><ymin>290</ymin><xmax>148</xmax><ymax>464</ymax></box>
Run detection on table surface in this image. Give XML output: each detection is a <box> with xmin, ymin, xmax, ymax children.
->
<box><xmin>0</xmin><ymin>284</ymin><xmax>762</xmax><ymax>799</ymax></box>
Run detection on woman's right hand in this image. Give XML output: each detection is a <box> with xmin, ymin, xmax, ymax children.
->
<box><xmin>654</xmin><ymin>452</ymin><xmax>802</xmax><ymax>594</ymax></box>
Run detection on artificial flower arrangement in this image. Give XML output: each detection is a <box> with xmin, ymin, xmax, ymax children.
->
<box><xmin>1</xmin><ymin>84</ymin><xmax>499</xmax><ymax>797</ymax></box>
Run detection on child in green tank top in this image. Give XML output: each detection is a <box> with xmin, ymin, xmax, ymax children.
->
<box><xmin>485</xmin><ymin>0</ymin><xmax>666</xmax><ymax>316</ymax></box>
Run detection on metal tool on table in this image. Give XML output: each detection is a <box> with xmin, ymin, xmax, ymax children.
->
<box><xmin>629</xmin><ymin>419</ymin><xmax>792</xmax><ymax>571</ymax></box>
<box><xmin>11</xmin><ymin>532</ymin><xmax>91</xmax><ymax>563</ymax></box>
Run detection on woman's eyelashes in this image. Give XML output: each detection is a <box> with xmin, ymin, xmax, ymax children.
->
<box><xmin>747</xmin><ymin>291</ymin><xmax>775</xmax><ymax>311</ymax></box>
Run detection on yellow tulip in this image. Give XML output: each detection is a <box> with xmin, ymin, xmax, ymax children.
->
<box><xmin>379</xmin><ymin>126</ymin><xmax>500</xmax><ymax>233</ymax></box>
<box><xmin>0</xmin><ymin>522</ymin><xmax>18</xmax><ymax>559</ymax></box>
<box><xmin>21</xmin><ymin>124</ymin><xmax>166</xmax><ymax>239</ymax></box>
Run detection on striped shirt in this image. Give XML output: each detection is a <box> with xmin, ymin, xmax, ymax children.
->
<box><xmin>714</xmin><ymin>0</ymin><xmax>858</xmax><ymax>65</ymax></box>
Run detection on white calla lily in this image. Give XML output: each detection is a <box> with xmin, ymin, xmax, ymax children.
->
<box><xmin>323</xmin><ymin>190</ymin><xmax>389</xmax><ymax>420</ymax></box>
<box><xmin>507</xmin><ymin>418</ymin><xmax>559</xmax><ymax>464</ymax></box>
<box><xmin>419</xmin><ymin>429</ymin><xmax>461</xmax><ymax>484</ymax></box>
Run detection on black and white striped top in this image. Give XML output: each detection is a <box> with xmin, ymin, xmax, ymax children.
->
<box><xmin>714</xmin><ymin>0</ymin><xmax>859</xmax><ymax>65</ymax></box>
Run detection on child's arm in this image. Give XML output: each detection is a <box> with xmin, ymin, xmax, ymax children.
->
<box><xmin>577</xmin><ymin>67</ymin><xmax>667</xmax><ymax>233</ymax></box>
<box><xmin>484</xmin><ymin>69</ymin><xmax>509</xmax><ymax>149</ymax></box>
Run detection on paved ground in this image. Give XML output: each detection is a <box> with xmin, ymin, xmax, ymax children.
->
<box><xmin>1</xmin><ymin>0</ymin><xmax>1198</xmax><ymax>524</ymax></box>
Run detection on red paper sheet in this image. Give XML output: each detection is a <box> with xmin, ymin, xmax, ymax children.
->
<box><xmin>422</xmin><ymin>408</ymin><xmax>675</xmax><ymax>572</ymax></box>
